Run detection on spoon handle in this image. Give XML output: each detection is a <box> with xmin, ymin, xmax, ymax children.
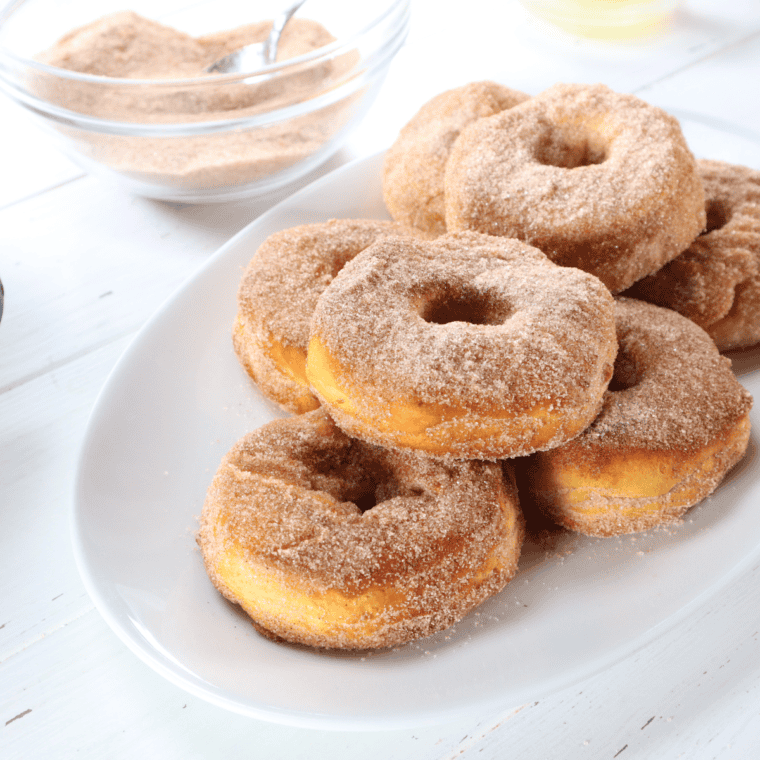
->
<box><xmin>264</xmin><ymin>0</ymin><xmax>308</xmax><ymax>63</ymax></box>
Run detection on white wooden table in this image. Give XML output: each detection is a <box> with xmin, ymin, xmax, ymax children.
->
<box><xmin>3</xmin><ymin>1</ymin><xmax>760</xmax><ymax>757</ymax></box>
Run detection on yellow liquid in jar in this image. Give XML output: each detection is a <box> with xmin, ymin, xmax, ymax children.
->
<box><xmin>519</xmin><ymin>0</ymin><xmax>679</xmax><ymax>39</ymax></box>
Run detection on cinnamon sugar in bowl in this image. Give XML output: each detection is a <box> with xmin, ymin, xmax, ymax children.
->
<box><xmin>0</xmin><ymin>0</ymin><xmax>409</xmax><ymax>202</ymax></box>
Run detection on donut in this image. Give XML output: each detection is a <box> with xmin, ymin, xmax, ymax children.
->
<box><xmin>625</xmin><ymin>159</ymin><xmax>760</xmax><ymax>351</ymax></box>
<box><xmin>444</xmin><ymin>83</ymin><xmax>706</xmax><ymax>294</ymax></box>
<box><xmin>197</xmin><ymin>408</ymin><xmax>525</xmax><ymax>649</ymax></box>
<box><xmin>305</xmin><ymin>231</ymin><xmax>617</xmax><ymax>460</ymax></box>
<box><xmin>519</xmin><ymin>298</ymin><xmax>752</xmax><ymax>537</ymax></box>
<box><xmin>233</xmin><ymin>219</ymin><xmax>427</xmax><ymax>414</ymax></box>
<box><xmin>382</xmin><ymin>81</ymin><xmax>530</xmax><ymax>235</ymax></box>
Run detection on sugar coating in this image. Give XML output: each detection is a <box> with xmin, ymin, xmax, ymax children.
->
<box><xmin>198</xmin><ymin>409</ymin><xmax>524</xmax><ymax>649</ymax></box>
<box><xmin>522</xmin><ymin>298</ymin><xmax>753</xmax><ymax>536</ymax></box>
<box><xmin>626</xmin><ymin>159</ymin><xmax>760</xmax><ymax>351</ymax></box>
<box><xmin>444</xmin><ymin>83</ymin><xmax>706</xmax><ymax>294</ymax></box>
<box><xmin>234</xmin><ymin>219</ymin><xmax>428</xmax><ymax>413</ymax></box>
<box><xmin>383</xmin><ymin>81</ymin><xmax>530</xmax><ymax>235</ymax></box>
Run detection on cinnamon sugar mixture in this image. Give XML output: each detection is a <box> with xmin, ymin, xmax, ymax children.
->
<box><xmin>34</xmin><ymin>12</ymin><xmax>358</xmax><ymax>189</ymax></box>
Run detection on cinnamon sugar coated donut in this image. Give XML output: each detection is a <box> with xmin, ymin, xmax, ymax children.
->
<box><xmin>382</xmin><ymin>81</ymin><xmax>530</xmax><ymax>235</ymax></box>
<box><xmin>198</xmin><ymin>409</ymin><xmax>525</xmax><ymax>649</ymax></box>
<box><xmin>444</xmin><ymin>83</ymin><xmax>706</xmax><ymax>293</ymax></box>
<box><xmin>626</xmin><ymin>159</ymin><xmax>760</xmax><ymax>351</ymax></box>
<box><xmin>234</xmin><ymin>219</ymin><xmax>426</xmax><ymax>413</ymax></box>
<box><xmin>306</xmin><ymin>231</ymin><xmax>617</xmax><ymax>460</ymax></box>
<box><xmin>520</xmin><ymin>298</ymin><xmax>752</xmax><ymax>536</ymax></box>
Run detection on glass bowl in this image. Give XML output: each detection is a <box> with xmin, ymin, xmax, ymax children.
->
<box><xmin>0</xmin><ymin>0</ymin><xmax>410</xmax><ymax>202</ymax></box>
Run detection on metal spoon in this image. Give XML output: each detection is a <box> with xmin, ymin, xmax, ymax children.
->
<box><xmin>205</xmin><ymin>0</ymin><xmax>307</xmax><ymax>74</ymax></box>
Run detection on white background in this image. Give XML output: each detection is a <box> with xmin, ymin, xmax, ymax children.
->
<box><xmin>2</xmin><ymin>0</ymin><xmax>760</xmax><ymax>757</ymax></box>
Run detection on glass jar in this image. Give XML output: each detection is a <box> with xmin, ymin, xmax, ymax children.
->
<box><xmin>517</xmin><ymin>0</ymin><xmax>680</xmax><ymax>39</ymax></box>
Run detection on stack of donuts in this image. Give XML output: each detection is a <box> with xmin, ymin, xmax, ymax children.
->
<box><xmin>198</xmin><ymin>82</ymin><xmax>755</xmax><ymax>651</ymax></box>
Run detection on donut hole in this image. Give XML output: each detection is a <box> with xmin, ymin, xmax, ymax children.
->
<box><xmin>422</xmin><ymin>288</ymin><xmax>511</xmax><ymax>326</ymax></box>
<box><xmin>308</xmin><ymin>445</ymin><xmax>425</xmax><ymax>514</ymax></box>
<box><xmin>704</xmin><ymin>198</ymin><xmax>731</xmax><ymax>233</ymax></box>
<box><xmin>352</xmin><ymin>485</ymin><xmax>381</xmax><ymax>513</ymax></box>
<box><xmin>534</xmin><ymin>126</ymin><xmax>607</xmax><ymax>169</ymax></box>
<box><xmin>607</xmin><ymin>351</ymin><xmax>641</xmax><ymax>392</ymax></box>
<box><xmin>353</xmin><ymin>482</ymin><xmax>426</xmax><ymax>513</ymax></box>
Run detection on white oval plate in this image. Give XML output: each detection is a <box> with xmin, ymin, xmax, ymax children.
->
<box><xmin>73</xmin><ymin>113</ymin><xmax>760</xmax><ymax>730</ymax></box>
